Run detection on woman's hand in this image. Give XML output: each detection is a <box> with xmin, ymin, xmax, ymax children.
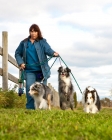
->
<box><xmin>53</xmin><ymin>52</ymin><xmax>59</xmax><ymax>57</ymax></box>
<box><xmin>20</xmin><ymin>63</ymin><xmax>25</xmax><ymax>70</ymax></box>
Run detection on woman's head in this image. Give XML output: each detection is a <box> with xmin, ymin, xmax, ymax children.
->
<box><xmin>29</xmin><ymin>24</ymin><xmax>43</xmax><ymax>40</ymax></box>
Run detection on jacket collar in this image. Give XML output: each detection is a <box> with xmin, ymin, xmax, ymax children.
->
<box><xmin>23</xmin><ymin>36</ymin><xmax>39</xmax><ymax>42</ymax></box>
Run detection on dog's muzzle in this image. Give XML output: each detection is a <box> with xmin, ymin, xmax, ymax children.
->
<box><xmin>61</xmin><ymin>73</ymin><xmax>65</xmax><ymax>77</ymax></box>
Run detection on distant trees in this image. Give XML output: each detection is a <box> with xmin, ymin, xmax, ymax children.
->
<box><xmin>100</xmin><ymin>98</ymin><xmax>112</xmax><ymax>107</ymax></box>
<box><xmin>100</xmin><ymin>89</ymin><xmax>112</xmax><ymax>107</ymax></box>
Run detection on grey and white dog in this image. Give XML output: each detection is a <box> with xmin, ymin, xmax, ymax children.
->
<box><xmin>29</xmin><ymin>82</ymin><xmax>53</xmax><ymax>110</ymax></box>
<box><xmin>58</xmin><ymin>66</ymin><xmax>75</xmax><ymax>110</ymax></box>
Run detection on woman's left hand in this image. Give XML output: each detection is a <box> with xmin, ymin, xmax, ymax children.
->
<box><xmin>53</xmin><ymin>52</ymin><xmax>59</xmax><ymax>57</ymax></box>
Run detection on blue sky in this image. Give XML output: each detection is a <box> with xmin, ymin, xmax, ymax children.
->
<box><xmin>0</xmin><ymin>0</ymin><xmax>112</xmax><ymax>101</ymax></box>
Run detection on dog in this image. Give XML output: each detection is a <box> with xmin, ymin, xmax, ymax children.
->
<box><xmin>29</xmin><ymin>82</ymin><xmax>53</xmax><ymax>110</ymax></box>
<box><xmin>82</xmin><ymin>86</ymin><xmax>101</xmax><ymax>113</ymax></box>
<box><xmin>58</xmin><ymin>66</ymin><xmax>75</xmax><ymax>110</ymax></box>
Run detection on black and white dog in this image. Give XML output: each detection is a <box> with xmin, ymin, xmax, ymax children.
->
<box><xmin>82</xmin><ymin>86</ymin><xmax>101</xmax><ymax>113</ymax></box>
<box><xmin>29</xmin><ymin>82</ymin><xmax>53</xmax><ymax>110</ymax></box>
<box><xmin>58</xmin><ymin>66</ymin><xmax>75</xmax><ymax>110</ymax></box>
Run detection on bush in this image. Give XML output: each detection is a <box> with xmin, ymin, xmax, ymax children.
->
<box><xmin>74</xmin><ymin>92</ymin><xmax>77</xmax><ymax>108</ymax></box>
<box><xmin>0</xmin><ymin>88</ymin><xmax>26</xmax><ymax>108</ymax></box>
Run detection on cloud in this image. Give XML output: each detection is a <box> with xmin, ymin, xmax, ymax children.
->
<box><xmin>58</xmin><ymin>12</ymin><xmax>112</xmax><ymax>29</ymax></box>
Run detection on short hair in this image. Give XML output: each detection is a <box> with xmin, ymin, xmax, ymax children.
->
<box><xmin>29</xmin><ymin>24</ymin><xmax>43</xmax><ymax>40</ymax></box>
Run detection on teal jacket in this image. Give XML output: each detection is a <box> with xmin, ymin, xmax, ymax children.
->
<box><xmin>15</xmin><ymin>38</ymin><xmax>55</xmax><ymax>80</ymax></box>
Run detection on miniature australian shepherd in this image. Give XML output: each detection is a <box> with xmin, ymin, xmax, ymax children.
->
<box><xmin>82</xmin><ymin>86</ymin><xmax>101</xmax><ymax>113</ymax></box>
<box><xmin>29</xmin><ymin>82</ymin><xmax>53</xmax><ymax>110</ymax></box>
<box><xmin>58</xmin><ymin>66</ymin><xmax>75</xmax><ymax>110</ymax></box>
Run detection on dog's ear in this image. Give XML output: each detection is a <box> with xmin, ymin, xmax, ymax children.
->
<box><xmin>85</xmin><ymin>88</ymin><xmax>89</xmax><ymax>93</ymax></box>
<box><xmin>32</xmin><ymin>85</ymin><xmax>38</xmax><ymax>91</ymax></box>
<box><xmin>32</xmin><ymin>83</ymin><xmax>40</xmax><ymax>91</ymax></box>
<box><xmin>85</xmin><ymin>90</ymin><xmax>88</xmax><ymax>101</ymax></box>
<box><xmin>58</xmin><ymin>66</ymin><xmax>63</xmax><ymax>72</ymax></box>
<box><xmin>66</xmin><ymin>67</ymin><xmax>71</xmax><ymax>72</ymax></box>
<box><xmin>91</xmin><ymin>89</ymin><xmax>96</xmax><ymax>93</ymax></box>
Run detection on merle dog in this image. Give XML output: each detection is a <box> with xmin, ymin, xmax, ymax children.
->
<box><xmin>58</xmin><ymin>66</ymin><xmax>75</xmax><ymax>110</ymax></box>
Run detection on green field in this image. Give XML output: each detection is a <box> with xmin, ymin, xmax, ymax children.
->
<box><xmin>0</xmin><ymin>90</ymin><xmax>112</xmax><ymax>140</ymax></box>
<box><xmin>0</xmin><ymin>108</ymin><xmax>112</xmax><ymax>140</ymax></box>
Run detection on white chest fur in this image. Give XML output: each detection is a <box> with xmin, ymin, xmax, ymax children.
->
<box><xmin>34</xmin><ymin>95</ymin><xmax>48</xmax><ymax>109</ymax></box>
<box><xmin>62</xmin><ymin>77</ymin><xmax>71</xmax><ymax>93</ymax></box>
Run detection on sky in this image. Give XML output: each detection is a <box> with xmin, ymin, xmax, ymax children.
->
<box><xmin>0</xmin><ymin>0</ymin><xmax>112</xmax><ymax>101</ymax></box>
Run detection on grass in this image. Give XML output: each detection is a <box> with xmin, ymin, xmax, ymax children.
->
<box><xmin>0</xmin><ymin>89</ymin><xmax>112</xmax><ymax>140</ymax></box>
<box><xmin>0</xmin><ymin>108</ymin><xmax>112</xmax><ymax>140</ymax></box>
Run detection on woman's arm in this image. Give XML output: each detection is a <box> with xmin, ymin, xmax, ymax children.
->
<box><xmin>41</xmin><ymin>39</ymin><xmax>59</xmax><ymax>57</ymax></box>
<box><xmin>15</xmin><ymin>41</ymin><xmax>25</xmax><ymax>66</ymax></box>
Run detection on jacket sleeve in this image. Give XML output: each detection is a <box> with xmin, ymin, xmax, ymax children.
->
<box><xmin>15</xmin><ymin>41</ymin><xmax>25</xmax><ymax>66</ymax></box>
<box><xmin>42</xmin><ymin>39</ymin><xmax>55</xmax><ymax>56</ymax></box>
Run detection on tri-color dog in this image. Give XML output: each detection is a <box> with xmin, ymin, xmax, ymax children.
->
<box><xmin>29</xmin><ymin>82</ymin><xmax>53</xmax><ymax>110</ymax></box>
<box><xmin>58</xmin><ymin>66</ymin><xmax>75</xmax><ymax>110</ymax></box>
<box><xmin>82</xmin><ymin>86</ymin><xmax>101</xmax><ymax>113</ymax></box>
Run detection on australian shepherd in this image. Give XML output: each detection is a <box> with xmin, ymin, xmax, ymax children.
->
<box><xmin>58</xmin><ymin>66</ymin><xmax>75</xmax><ymax>110</ymax></box>
<box><xmin>29</xmin><ymin>82</ymin><xmax>53</xmax><ymax>110</ymax></box>
<box><xmin>82</xmin><ymin>86</ymin><xmax>101</xmax><ymax>113</ymax></box>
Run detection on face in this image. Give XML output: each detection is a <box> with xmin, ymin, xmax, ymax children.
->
<box><xmin>29</xmin><ymin>82</ymin><xmax>42</xmax><ymax>96</ymax></box>
<box><xmin>85</xmin><ymin>93</ymin><xmax>94</xmax><ymax>105</ymax></box>
<box><xmin>30</xmin><ymin>29</ymin><xmax>38</xmax><ymax>40</ymax></box>
<box><xmin>58</xmin><ymin>67</ymin><xmax>71</xmax><ymax>78</ymax></box>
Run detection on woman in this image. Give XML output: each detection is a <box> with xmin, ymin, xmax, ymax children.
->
<box><xmin>15</xmin><ymin>24</ymin><xmax>59</xmax><ymax>109</ymax></box>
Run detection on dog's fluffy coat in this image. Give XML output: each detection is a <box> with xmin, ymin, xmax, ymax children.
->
<box><xmin>58</xmin><ymin>66</ymin><xmax>75</xmax><ymax>110</ymax></box>
<box><xmin>29</xmin><ymin>82</ymin><xmax>53</xmax><ymax>110</ymax></box>
<box><xmin>82</xmin><ymin>86</ymin><xmax>101</xmax><ymax>113</ymax></box>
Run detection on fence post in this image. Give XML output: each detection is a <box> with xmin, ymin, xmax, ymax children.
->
<box><xmin>2</xmin><ymin>31</ymin><xmax>8</xmax><ymax>90</ymax></box>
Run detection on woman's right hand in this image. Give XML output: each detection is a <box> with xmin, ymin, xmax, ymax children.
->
<box><xmin>20</xmin><ymin>63</ymin><xmax>25</xmax><ymax>70</ymax></box>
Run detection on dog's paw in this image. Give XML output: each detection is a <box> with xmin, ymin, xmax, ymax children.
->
<box><xmin>70</xmin><ymin>104</ymin><xmax>74</xmax><ymax>110</ymax></box>
<box><xmin>61</xmin><ymin>102</ymin><xmax>67</xmax><ymax>110</ymax></box>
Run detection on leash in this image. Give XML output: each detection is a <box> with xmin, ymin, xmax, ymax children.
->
<box><xmin>25</xmin><ymin>55</ymin><xmax>53</xmax><ymax>67</ymax></box>
<box><xmin>41</xmin><ymin>56</ymin><xmax>58</xmax><ymax>82</ymax></box>
<box><xmin>59</xmin><ymin>56</ymin><xmax>62</xmax><ymax>67</ymax></box>
<box><xmin>59</xmin><ymin>55</ymin><xmax>82</xmax><ymax>94</ymax></box>
<box><xmin>18</xmin><ymin>70</ymin><xmax>25</xmax><ymax>96</ymax></box>
<box><xmin>18</xmin><ymin>54</ymin><xmax>82</xmax><ymax>95</ymax></box>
